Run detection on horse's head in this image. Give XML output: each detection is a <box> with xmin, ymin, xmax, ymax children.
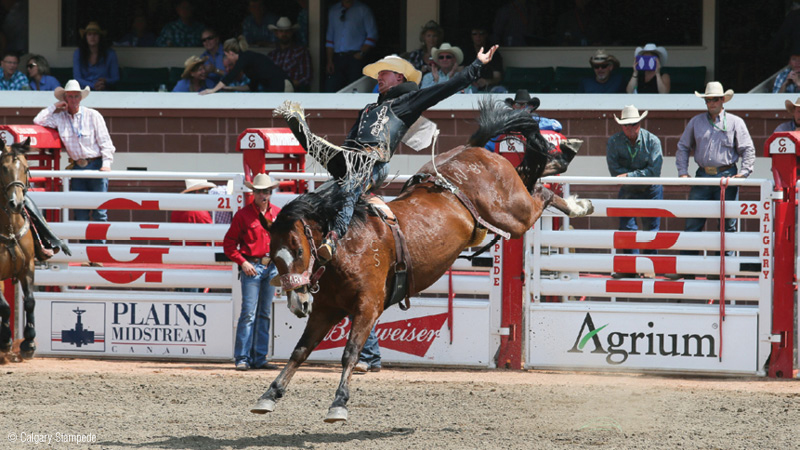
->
<box><xmin>266</xmin><ymin>216</ymin><xmax>322</xmax><ymax>318</ymax></box>
<box><xmin>0</xmin><ymin>137</ymin><xmax>30</xmax><ymax>214</ymax></box>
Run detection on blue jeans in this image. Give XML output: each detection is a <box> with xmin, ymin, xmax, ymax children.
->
<box><xmin>683</xmin><ymin>166</ymin><xmax>739</xmax><ymax>256</ymax></box>
<box><xmin>235</xmin><ymin>263</ymin><xmax>278</xmax><ymax>367</ymax></box>
<box><xmin>618</xmin><ymin>185</ymin><xmax>663</xmax><ymax>255</ymax></box>
<box><xmin>332</xmin><ymin>162</ymin><xmax>389</xmax><ymax>237</ymax></box>
<box><xmin>70</xmin><ymin>157</ymin><xmax>108</xmax><ymax>223</ymax></box>
<box><xmin>360</xmin><ymin>326</ymin><xmax>381</xmax><ymax>368</ymax></box>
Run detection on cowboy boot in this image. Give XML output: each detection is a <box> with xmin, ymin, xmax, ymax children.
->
<box><xmin>24</xmin><ymin>196</ymin><xmax>72</xmax><ymax>256</ymax></box>
<box><xmin>318</xmin><ymin>231</ymin><xmax>339</xmax><ymax>264</ymax></box>
<box><xmin>558</xmin><ymin>138</ymin><xmax>584</xmax><ymax>163</ymax></box>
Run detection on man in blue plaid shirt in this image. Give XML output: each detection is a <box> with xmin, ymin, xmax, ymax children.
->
<box><xmin>0</xmin><ymin>52</ymin><xmax>28</xmax><ymax>90</ymax></box>
<box><xmin>156</xmin><ymin>0</ymin><xmax>205</xmax><ymax>47</ymax></box>
<box><xmin>772</xmin><ymin>47</ymin><xmax>800</xmax><ymax>93</ymax></box>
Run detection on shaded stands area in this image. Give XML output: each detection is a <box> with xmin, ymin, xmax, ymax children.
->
<box><xmin>48</xmin><ymin>67</ymin><xmax>183</xmax><ymax>92</ymax></box>
<box><xmin>504</xmin><ymin>66</ymin><xmax>707</xmax><ymax>94</ymax></box>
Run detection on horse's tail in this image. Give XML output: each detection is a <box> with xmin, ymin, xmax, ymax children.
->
<box><xmin>467</xmin><ymin>98</ymin><xmax>551</xmax><ymax>192</ymax></box>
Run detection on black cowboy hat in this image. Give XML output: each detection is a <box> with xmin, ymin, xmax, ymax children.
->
<box><xmin>504</xmin><ymin>89</ymin><xmax>540</xmax><ymax>110</ymax></box>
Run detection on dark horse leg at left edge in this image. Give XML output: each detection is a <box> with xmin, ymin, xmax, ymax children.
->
<box><xmin>253</xmin><ymin>100</ymin><xmax>593</xmax><ymax>422</ymax></box>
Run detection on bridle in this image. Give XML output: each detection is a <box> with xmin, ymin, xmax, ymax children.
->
<box><xmin>275</xmin><ymin>219</ymin><xmax>326</xmax><ymax>294</ymax></box>
<box><xmin>0</xmin><ymin>151</ymin><xmax>31</xmax><ymax>261</ymax></box>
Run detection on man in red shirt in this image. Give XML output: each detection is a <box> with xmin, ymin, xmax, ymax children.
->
<box><xmin>223</xmin><ymin>173</ymin><xmax>281</xmax><ymax>371</ymax></box>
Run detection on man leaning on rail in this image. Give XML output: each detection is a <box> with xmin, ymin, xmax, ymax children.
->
<box><xmin>667</xmin><ymin>82</ymin><xmax>755</xmax><ymax>281</ymax></box>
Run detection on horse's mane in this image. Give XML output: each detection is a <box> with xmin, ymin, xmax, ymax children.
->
<box><xmin>466</xmin><ymin>98</ymin><xmax>550</xmax><ymax>191</ymax></box>
<box><xmin>271</xmin><ymin>181</ymin><xmax>369</xmax><ymax>234</ymax></box>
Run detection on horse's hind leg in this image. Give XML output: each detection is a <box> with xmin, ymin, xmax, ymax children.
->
<box><xmin>251</xmin><ymin>306</ymin><xmax>346</xmax><ymax>414</ymax></box>
<box><xmin>535</xmin><ymin>182</ymin><xmax>594</xmax><ymax>218</ymax></box>
<box><xmin>325</xmin><ymin>308</ymin><xmax>378</xmax><ymax>423</ymax></box>
<box><xmin>18</xmin><ymin>270</ymin><xmax>36</xmax><ymax>359</ymax></box>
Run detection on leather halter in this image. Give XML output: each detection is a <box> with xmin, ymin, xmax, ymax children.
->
<box><xmin>276</xmin><ymin>219</ymin><xmax>326</xmax><ymax>293</ymax></box>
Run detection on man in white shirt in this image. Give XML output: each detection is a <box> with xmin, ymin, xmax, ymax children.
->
<box><xmin>34</xmin><ymin>79</ymin><xmax>115</xmax><ymax>225</ymax></box>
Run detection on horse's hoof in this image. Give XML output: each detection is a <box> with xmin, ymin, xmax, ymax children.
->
<box><xmin>19</xmin><ymin>342</ymin><xmax>35</xmax><ymax>360</ymax></box>
<box><xmin>324</xmin><ymin>406</ymin><xmax>348</xmax><ymax>423</ymax></box>
<box><xmin>19</xmin><ymin>350</ymin><xmax>35</xmax><ymax>360</ymax></box>
<box><xmin>250</xmin><ymin>398</ymin><xmax>276</xmax><ymax>414</ymax></box>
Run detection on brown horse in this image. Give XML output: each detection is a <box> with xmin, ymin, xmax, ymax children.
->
<box><xmin>254</xmin><ymin>101</ymin><xmax>592</xmax><ymax>422</ymax></box>
<box><xmin>0</xmin><ymin>138</ymin><xmax>37</xmax><ymax>360</ymax></box>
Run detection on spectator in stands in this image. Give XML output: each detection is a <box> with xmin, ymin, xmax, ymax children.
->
<box><xmin>296</xmin><ymin>0</ymin><xmax>309</xmax><ymax>46</ymax></box>
<box><xmin>156</xmin><ymin>0</ymin><xmax>204</xmax><ymax>47</ymax></box>
<box><xmin>172</xmin><ymin>55</ymin><xmax>214</xmax><ymax>93</ymax></box>
<box><xmin>772</xmin><ymin>46</ymin><xmax>800</xmax><ymax>93</ymax></box>
<box><xmin>324</xmin><ymin>0</ymin><xmax>378</xmax><ymax>92</ymax></box>
<box><xmin>73</xmin><ymin>21</ymin><xmax>119</xmax><ymax>91</ymax></box>
<box><xmin>462</xmin><ymin>24</ymin><xmax>504</xmax><ymax>93</ymax></box>
<box><xmin>221</xmin><ymin>53</ymin><xmax>251</xmax><ymax>91</ymax></box>
<box><xmin>668</xmin><ymin>82</ymin><xmax>755</xmax><ymax>280</ymax></box>
<box><xmin>579</xmin><ymin>49</ymin><xmax>625</xmax><ymax>93</ymax></box>
<box><xmin>268</xmin><ymin>17</ymin><xmax>312</xmax><ymax>92</ymax></box>
<box><xmin>492</xmin><ymin>0</ymin><xmax>541</xmax><ymax>46</ymax></box>
<box><xmin>242</xmin><ymin>0</ymin><xmax>278</xmax><ymax>47</ymax></box>
<box><xmin>26</xmin><ymin>54</ymin><xmax>60</xmax><ymax>91</ymax></box>
<box><xmin>606</xmin><ymin>105</ymin><xmax>663</xmax><ymax>276</ymax></box>
<box><xmin>626</xmin><ymin>43</ymin><xmax>671</xmax><ymax>94</ymax></box>
<box><xmin>403</xmin><ymin>20</ymin><xmax>443</xmax><ymax>75</ymax></box>
<box><xmin>33</xmin><ymin>80</ymin><xmax>116</xmax><ymax>227</ymax></box>
<box><xmin>200</xmin><ymin>28</ymin><xmax>225</xmax><ymax>83</ymax></box>
<box><xmin>200</xmin><ymin>36</ymin><xmax>290</xmax><ymax>94</ymax></box>
<box><xmin>775</xmin><ymin>98</ymin><xmax>800</xmax><ymax>132</ymax></box>
<box><xmin>223</xmin><ymin>173</ymin><xmax>281</xmax><ymax>371</ymax></box>
<box><xmin>0</xmin><ymin>50</ymin><xmax>27</xmax><ymax>90</ymax></box>
<box><xmin>114</xmin><ymin>13</ymin><xmax>156</xmax><ymax>47</ymax></box>
<box><xmin>421</xmin><ymin>43</ymin><xmax>470</xmax><ymax>91</ymax></box>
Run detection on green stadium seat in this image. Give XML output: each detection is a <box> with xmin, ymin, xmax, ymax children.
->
<box><xmin>49</xmin><ymin>67</ymin><xmax>74</xmax><ymax>87</ymax></box>
<box><xmin>553</xmin><ymin>67</ymin><xmax>592</xmax><ymax>93</ymax></box>
<box><xmin>168</xmin><ymin>67</ymin><xmax>184</xmax><ymax>91</ymax></box>
<box><xmin>503</xmin><ymin>67</ymin><xmax>555</xmax><ymax>93</ymax></box>
<box><xmin>667</xmin><ymin>66</ymin><xmax>706</xmax><ymax>93</ymax></box>
<box><xmin>116</xmin><ymin>67</ymin><xmax>170</xmax><ymax>92</ymax></box>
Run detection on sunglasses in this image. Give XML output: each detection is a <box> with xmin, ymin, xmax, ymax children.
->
<box><xmin>253</xmin><ymin>188</ymin><xmax>273</xmax><ymax>194</ymax></box>
<box><xmin>704</xmin><ymin>97</ymin><xmax>723</xmax><ymax>103</ymax></box>
<box><xmin>592</xmin><ymin>64</ymin><xmax>610</xmax><ymax>69</ymax></box>
<box><xmin>27</xmin><ymin>63</ymin><xmax>37</xmax><ymax>69</ymax></box>
<box><xmin>201</xmin><ymin>35</ymin><xmax>216</xmax><ymax>42</ymax></box>
<box><xmin>438</xmin><ymin>54</ymin><xmax>454</xmax><ymax>60</ymax></box>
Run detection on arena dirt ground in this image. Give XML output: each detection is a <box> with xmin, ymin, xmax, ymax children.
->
<box><xmin>0</xmin><ymin>357</ymin><xmax>798</xmax><ymax>450</ymax></box>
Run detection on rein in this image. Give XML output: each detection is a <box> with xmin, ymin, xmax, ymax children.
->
<box><xmin>276</xmin><ymin>219</ymin><xmax>326</xmax><ymax>293</ymax></box>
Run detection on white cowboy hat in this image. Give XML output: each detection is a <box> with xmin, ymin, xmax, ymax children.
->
<box><xmin>363</xmin><ymin>55</ymin><xmax>422</xmax><ymax>85</ymax></box>
<box><xmin>634</xmin><ymin>43</ymin><xmax>668</xmax><ymax>66</ymax></box>
<box><xmin>182</xmin><ymin>179</ymin><xmax>215</xmax><ymax>193</ymax></box>
<box><xmin>54</xmin><ymin>79</ymin><xmax>90</xmax><ymax>101</ymax></box>
<box><xmin>268</xmin><ymin>17</ymin><xmax>299</xmax><ymax>31</ymax></box>
<box><xmin>431</xmin><ymin>43</ymin><xmax>464</xmax><ymax>65</ymax></box>
<box><xmin>785</xmin><ymin>97</ymin><xmax>800</xmax><ymax>113</ymax></box>
<box><xmin>614</xmin><ymin>105</ymin><xmax>648</xmax><ymax>125</ymax></box>
<box><xmin>694</xmin><ymin>81</ymin><xmax>734</xmax><ymax>103</ymax></box>
<box><xmin>244</xmin><ymin>173</ymin><xmax>280</xmax><ymax>191</ymax></box>
<box><xmin>181</xmin><ymin>55</ymin><xmax>208</xmax><ymax>78</ymax></box>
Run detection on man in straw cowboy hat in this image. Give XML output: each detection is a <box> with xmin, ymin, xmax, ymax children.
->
<box><xmin>420</xmin><ymin>43</ymin><xmax>467</xmax><ymax>90</ymax></box>
<box><xmin>579</xmin><ymin>49</ymin><xmax>625</xmax><ymax>94</ymax></box>
<box><xmin>268</xmin><ymin>17</ymin><xmax>312</xmax><ymax>92</ymax></box>
<box><xmin>606</xmin><ymin>105</ymin><xmax>663</xmax><ymax>277</ymax></box>
<box><xmin>667</xmin><ymin>82</ymin><xmax>755</xmax><ymax>280</ymax></box>
<box><xmin>278</xmin><ymin>45</ymin><xmax>500</xmax><ymax>263</ymax></box>
<box><xmin>775</xmin><ymin>97</ymin><xmax>800</xmax><ymax>132</ymax></box>
<box><xmin>223</xmin><ymin>173</ymin><xmax>282</xmax><ymax>371</ymax></box>
<box><xmin>34</xmin><ymin>79</ymin><xmax>116</xmax><ymax>231</ymax></box>
<box><xmin>172</xmin><ymin>55</ymin><xmax>215</xmax><ymax>92</ymax></box>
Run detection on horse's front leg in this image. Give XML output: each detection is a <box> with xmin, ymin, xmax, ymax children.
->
<box><xmin>0</xmin><ymin>287</ymin><xmax>11</xmax><ymax>354</ymax></box>
<box><xmin>324</xmin><ymin>308</ymin><xmax>378</xmax><ymax>423</ymax></box>
<box><xmin>536</xmin><ymin>182</ymin><xmax>594</xmax><ymax>218</ymax></box>
<box><xmin>251</xmin><ymin>305</ymin><xmax>346</xmax><ymax>414</ymax></box>
<box><xmin>18</xmin><ymin>269</ymin><xmax>36</xmax><ymax>359</ymax></box>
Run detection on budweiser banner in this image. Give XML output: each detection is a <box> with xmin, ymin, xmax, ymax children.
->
<box><xmin>272</xmin><ymin>297</ymin><xmax>494</xmax><ymax>367</ymax></box>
